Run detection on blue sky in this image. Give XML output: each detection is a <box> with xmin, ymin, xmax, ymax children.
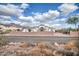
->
<box><xmin>23</xmin><ymin>3</ymin><xmax>61</xmax><ymax>16</ymax></box>
<box><xmin>0</xmin><ymin>3</ymin><xmax>79</xmax><ymax>29</ymax></box>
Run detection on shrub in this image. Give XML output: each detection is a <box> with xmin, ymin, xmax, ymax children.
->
<box><xmin>27</xmin><ymin>47</ymin><xmax>42</xmax><ymax>56</ymax></box>
<box><xmin>15</xmin><ymin>50</ymin><xmax>28</xmax><ymax>56</ymax></box>
<box><xmin>56</xmin><ymin>29</ymin><xmax>70</xmax><ymax>34</ymax></box>
<box><xmin>67</xmin><ymin>40</ymin><xmax>79</xmax><ymax>49</ymax></box>
<box><xmin>28</xmin><ymin>29</ymin><xmax>31</xmax><ymax>32</ymax></box>
<box><xmin>17</xmin><ymin>29</ymin><xmax>21</xmax><ymax>31</ymax></box>
<box><xmin>0</xmin><ymin>29</ymin><xmax>12</xmax><ymax>34</ymax></box>
<box><xmin>4</xmin><ymin>29</ymin><xmax>12</xmax><ymax>34</ymax></box>
<box><xmin>41</xmin><ymin>49</ymin><xmax>53</xmax><ymax>56</ymax></box>
<box><xmin>71</xmin><ymin>28</ymin><xmax>79</xmax><ymax>32</ymax></box>
<box><xmin>19</xmin><ymin>42</ymin><xmax>31</xmax><ymax>48</ymax></box>
<box><xmin>37</xmin><ymin>42</ymin><xmax>52</xmax><ymax>49</ymax></box>
<box><xmin>0</xmin><ymin>34</ymin><xmax>8</xmax><ymax>46</ymax></box>
<box><xmin>0</xmin><ymin>30</ymin><xmax>4</xmax><ymax>34</ymax></box>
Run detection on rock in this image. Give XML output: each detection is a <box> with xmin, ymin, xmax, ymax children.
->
<box><xmin>42</xmin><ymin>49</ymin><xmax>53</xmax><ymax>56</ymax></box>
<box><xmin>53</xmin><ymin>50</ymin><xmax>64</xmax><ymax>56</ymax></box>
<box><xmin>54</xmin><ymin>42</ymin><xmax>59</xmax><ymax>47</ymax></box>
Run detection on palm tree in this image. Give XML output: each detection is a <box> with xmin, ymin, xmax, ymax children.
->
<box><xmin>66</xmin><ymin>16</ymin><xmax>79</xmax><ymax>28</ymax></box>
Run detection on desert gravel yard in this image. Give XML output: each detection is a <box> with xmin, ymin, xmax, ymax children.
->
<box><xmin>0</xmin><ymin>41</ymin><xmax>79</xmax><ymax>56</ymax></box>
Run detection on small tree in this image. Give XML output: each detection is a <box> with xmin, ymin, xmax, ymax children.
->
<box><xmin>66</xmin><ymin>16</ymin><xmax>79</xmax><ymax>28</ymax></box>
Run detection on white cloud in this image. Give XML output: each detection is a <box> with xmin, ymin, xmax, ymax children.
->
<box><xmin>33</xmin><ymin>10</ymin><xmax>60</xmax><ymax>22</ymax></box>
<box><xmin>58</xmin><ymin>3</ymin><xmax>78</xmax><ymax>15</ymax></box>
<box><xmin>12</xmin><ymin>20</ymin><xmax>21</xmax><ymax>25</ymax></box>
<box><xmin>32</xmin><ymin>10</ymin><xmax>60</xmax><ymax>20</ymax></box>
<box><xmin>19</xmin><ymin>16</ymin><xmax>34</xmax><ymax>22</ymax></box>
<box><xmin>0</xmin><ymin>4</ymin><xmax>23</xmax><ymax>17</ymax></box>
<box><xmin>0</xmin><ymin>15</ymin><xmax>22</xmax><ymax>26</ymax></box>
<box><xmin>0</xmin><ymin>15</ymin><xmax>13</xmax><ymax>25</ymax></box>
<box><xmin>47</xmin><ymin>10</ymin><xmax>60</xmax><ymax>18</ymax></box>
<box><xmin>0</xmin><ymin>3</ymin><xmax>30</xmax><ymax>27</ymax></box>
<box><xmin>0</xmin><ymin>21</ymin><xmax>12</xmax><ymax>25</ymax></box>
<box><xmin>20</xmin><ymin>3</ymin><xmax>29</xmax><ymax>9</ymax></box>
<box><xmin>34</xmin><ymin>14</ymin><xmax>44</xmax><ymax>21</ymax></box>
<box><xmin>54</xmin><ymin>18</ymin><xmax>67</xmax><ymax>22</ymax></box>
<box><xmin>0</xmin><ymin>3</ymin><xmax>60</xmax><ymax>27</ymax></box>
<box><xmin>0</xmin><ymin>15</ymin><xmax>29</xmax><ymax>27</ymax></box>
<box><xmin>20</xmin><ymin>22</ymin><xmax>34</xmax><ymax>27</ymax></box>
<box><xmin>51</xmin><ymin>23</ymin><xmax>68</xmax><ymax>29</ymax></box>
<box><xmin>20</xmin><ymin>22</ymin><xmax>28</xmax><ymax>27</ymax></box>
<box><xmin>49</xmin><ymin>23</ymin><xmax>62</xmax><ymax>29</ymax></box>
<box><xmin>0</xmin><ymin>15</ymin><xmax>12</xmax><ymax>21</ymax></box>
<box><xmin>17</xmin><ymin>10</ymin><xmax>60</xmax><ymax>27</ymax></box>
<box><xmin>52</xmin><ymin>24</ymin><xmax>61</xmax><ymax>26</ymax></box>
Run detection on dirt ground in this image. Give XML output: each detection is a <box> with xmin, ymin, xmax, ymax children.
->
<box><xmin>4</xmin><ymin>32</ymin><xmax>79</xmax><ymax>37</ymax></box>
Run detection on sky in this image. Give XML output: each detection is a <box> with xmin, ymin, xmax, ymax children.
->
<box><xmin>0</xmin><ymin>3</ymin><xmax>79</xmax><ymax>29</ymax></box>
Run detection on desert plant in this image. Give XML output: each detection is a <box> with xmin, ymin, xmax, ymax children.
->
<box><xmin>19</xmin><ymin>42</ymin><xmax>30</xmax><ymax>48</ymax></box>
<box><xmin>37</xmin><ymin>42</ymin><xmax>52</xmax><ymax>49</ymax></box>
<box><xmin>15</xmin><ymin>50</ymin><xmax>28</xmax><ymax>56</ymax></box>
<box><xmin>67</xmin><ymin>40</ymin><xmax>79</xmax><ymax>49</ymax></box>
<box><xmin>4</xmin><ymin>29</ymin><xmax>12</xmax><ymax>34</ymax></box>
<box><xmin>28</xmin><ymin>28</ymin><xmax>31</xmax><ymax>32</ymax></box>
<box><xmin>17</xmin><ymin>29</ymin><xmax>20</xmax><ymax>31</ymax></box>
<box><xmin>0</xmin><ymin>34</ymin><xmax>8</xmax><ymax>46</ymax></box>
<box><xmin>27</xmin><ymin>47</ymin><xmax>42</xmax><ymax>56</ymax></box>
<box><xmin>0</xmin><ymin>29</ymin><xmax>12</xmax><ymax>34</ymax></box>
<box><xmin>41</xmin><ymin>48</ymin><xmax>53</xmax><ymax>56</ymax></box>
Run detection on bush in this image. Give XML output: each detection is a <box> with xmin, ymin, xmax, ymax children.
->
<box><xmin>4</xmin><ymin>29</ymin><xmax>12</xmax><ymax>34</ymax></box>
<box><xmin>70</xmin><ymin>28</ymin><xmax>79</xmax><ymax>32</ymax></box>
<box><xmin>0</xmin><ymin>30</ymin><xmax>4</xmax><ymax>34</ymax></box>
<box><xmin>28</xmin><ymin>29</ymin><xmax>31</xmax><ymax>32</ymax></box>
<box><xmin>19</xmin><ymin>42</ymin><xmax>30</xmax><ymax>48</ymax></box>
<box><xmin>56</xmin><ymin>29</ymin><xmax>70</xmax><ymax>34</ymax></box>
<box><xmin>0</xmin><ymin>34</ymin><xmax>8</xmax><ymax>46</ymax></box>
<box><xmin>67</xmin><ymin>40</ymin><xmax>79</xmax><ymax>49</ymax></box>
<box><xmin>17</xmin><ymin>29</ymin><xmax>21</xmax><ymax>31</ymax></box>
<box><xmin>0</xmin><ymin>29</ymin><xmax>12</xmax><ymax>34</ymax></box>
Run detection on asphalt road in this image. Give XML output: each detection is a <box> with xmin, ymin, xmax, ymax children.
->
<box><xmin>1</xmin><ymin>32</ymin><xmax>79</xmax><ymax>43</ymax></box>
<box><xmin>5</xmin><ymin>36</ymin><xmax>79</xmax><ymax>43</ymax></box>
